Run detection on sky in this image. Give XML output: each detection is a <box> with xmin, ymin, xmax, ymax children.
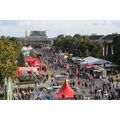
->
<box><xmin>0</xmin><ymin>20</ymin><xmax>120</xmax><ymax>38</ymax></box>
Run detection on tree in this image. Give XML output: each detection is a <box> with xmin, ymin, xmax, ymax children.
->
<box><xmin>30</xmin><ymin>50</ymin><xmax>37</xmax><ymax>58</ymax></box>
<box><xmin>17</xmin><ymin>52</ymin><xmax>25</xmax><ymax>67</ymax></box>
<box><xmin>53</xmin><ymin>34</ymin><xmax>103</xmax><ymax>58</ymax></box>
<box><xmin>112</xmin><ymin>35</ymin><xmax>120</xmax><ymax>65</ymax></box>
<box><xmin>0</xmin><ymin>37</ymin><xmax>23</xmax><ymax>86</ymax></box>
<box><xmin>0</xmin><ymin>40</ymin><xmax>17</xmax><ymax>80</ymax></box>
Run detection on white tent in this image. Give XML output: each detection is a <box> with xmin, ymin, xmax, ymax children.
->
<box><xmin>93</xmin><ymin>59</ymin><xmax>111</xmax><ymax>65</ymax></box>
<box><xmin>83</xmin><ymin>56</ymin><xmax>112</xmax><ymax>65</ymax></box>
<box><xmin>83</xmin><ymin>56</ymin><xmax>99</xmax><ymax>64</ymax></box>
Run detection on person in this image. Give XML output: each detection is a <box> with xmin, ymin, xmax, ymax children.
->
<box><xmin>85</xmin><ymin>82</ymin><xmax>88</xmax><ymax>88</ymax></box>
<box><xmin>105</xmin><ymin>90</ymin><xmax>109</xmax><ymax>99</ymax></box>
<box><xmin>62</xmin><ymin>95</ymin><xmax>65</xmax><ymax>100</ymax></box>
<box><xmin>111</xmin><ymin>77</ymin><xmax>114</xmax><ymax>83</ymax></box>
<box><xmin>57</xmin><ymin>82</ymin><xmax>59</xmax><ymax>86</ymax></box>
<box><xmin>44</xmin><ymin>66</ymin><xmax>47</xmax><ymax>72</ymax></box>
<box><xmin>95</xmin><ymin>88</ymin><xmax>97</xmax><ymax>95</ymax></box>
<box><xmin>78</xmin><ymin>81</ymin><xmax>80</xmax><ymax>86</ymax></box>
<box><xmin>94</xmin><ymin>95</ymin><xmax>98</xmax><ymax>100</ymax></box>
<box><xmin>101</xmin><ymin>90</ymin><xmax>104</xmax><ymax>98</ymax></box>
<box><xmin>99</xmin><ymin>76</ymin><xmax>102</xmax><ymax>81</ymax></box>
<box><xmin>108</xmin><ymin>93</ymin><xmax>112</xmax><ymax>100</ymax></box>
<box><xmin>74</xmin><ymin>95</ymin><xmax>77</xmax><ymax>100</ymax></box>
<box><xmin>82</xmin><ymin>82</ymin><xmax>84</xmax><ymax>87</ymax></box>
<box><xmin>87</xmin><ymin>96</ymin><xmax>90</xmax><ymax>100</ymax></box>
<box><xmin>82</xmin><ymin>90</ymin><xmax>85</xmax><ymax>94</ymax></box>
<box><xmin>89</xmin><ymin>90</ymin><xmax>92</xmax><ymax>96</ymax></box>
<box><xmin>72</xmin><ymin>81</ymin><xmax>75</xmax><ymax>87</ymax></box>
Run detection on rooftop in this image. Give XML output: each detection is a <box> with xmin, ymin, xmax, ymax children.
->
<box><xmin>25</xmin><ymin>36</ymin><xmax>48</xmax><ymax>41</ymax></box>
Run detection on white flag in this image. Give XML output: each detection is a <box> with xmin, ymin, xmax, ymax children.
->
<box><xmin>103</xmin><ymin>47</ymin><xmax>104</xmax><ymax>57</ymax></box>
<box><xmin>106</xmin><ymin>45</ymin><xmax>108</xmax><ymax>56</ymax></box>
<box><xmin>111</xmin><ymin>45</ymin><xmax>114</xmax><ymax>55</ymax></box>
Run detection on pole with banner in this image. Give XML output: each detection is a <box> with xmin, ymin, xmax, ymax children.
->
<box><xmin>111</xmin><ymin>45</ymin><xmax>114</xmax><ymax>55</ymax></box>
<box><xmin>4</xmin><ymin>77</ymin><xmax>7</xmax><ymax>100</ymax></box>
<box><xmin>7</xmin><ymin>77</ymin><xmax>12</xmax><ymax>100</ymax></box>
<box><xmin>9</xmin><ymin>77</ymin><xmax>13</xmax><ymax>100</ymax></box>
<box><xmin>103</xmin><ymin>46</ymin><xmax>104</xmax><ymax>58</ymax></box>
<box><xmin>106</xmin><ymin>44</ymin><xmax>108</xmax><ymax>59</ymax></box>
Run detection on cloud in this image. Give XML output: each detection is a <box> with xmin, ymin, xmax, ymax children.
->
<box><xmin>0</xmin><ymin>20</ymin><xmax>18</xmax><ymax>26</ymax></box>
<box><xmin>0</xmin><ymin>20</ymin><xmax>120</xmax><ymax>37</ymax></box>
<box><xmin>91</xmin><ymin>20</ymin><xmax>110</xmax><ymax>26</ymax></box>
<box><xmin>111</xmin><ymin>20</ymin><xmax>120</xmax><ymax>28</ymax></box>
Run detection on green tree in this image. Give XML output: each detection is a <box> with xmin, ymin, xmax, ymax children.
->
<box><xmin>0</xmin><ymin>37</ymin><xmax>23</xmax><ymax>86</ymax></box>
<box><xmin>53</xmin><ymin>34</ymin><xmax>103</xmax><ymax>58</ymax></box>
<box><xmin>112</xmin><ymin>35</ymin><xmax>120</xmax><ymax>65</ymax></box>
<box><xmin>17</xmin><ymin>52</ymin><xmax>25</xmax><ymax>67</ymax></box>
<box><xmin>30</xmin><ymin>50</ymin><xmax>37</xmax><ymax>58</ymax></box>
<box><xmin>0</xmin><ymin>40</ymin><xmax>17</xmax><ymax>80</ymax></box>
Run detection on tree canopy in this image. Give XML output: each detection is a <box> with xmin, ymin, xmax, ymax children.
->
<box><xmin>0</xmin><ymin>36</ymin><xmax>23</xmax><ymax>85</ymax></box>
<box><xmin>53</xmin><ymin>34</ymin><xmax>103</xmax><ymax>58</ymax></box>
<box><xmin>112</xmin><ymin>35</ymin><xmax>120</xmax><ymax>65</ymax></box>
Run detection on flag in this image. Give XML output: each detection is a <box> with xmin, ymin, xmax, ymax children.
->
<box><xmin>106</xmin><ymin>45</ymin><xmax>108</xmax><ymax>56</ymax></box>
<box><xmin>111</xmin><ymin>45</ymin><xmax>114</xmax><ymax>55</ymax></box>
<box><xmin>7</xmin><ymin>77</ymin><xmax>12</xmax><ymax>100</ymax></box>
<box><xmin>103</xmin><ymin>46</ymin><xmax>104</xmax><ymax>57</ymax></box>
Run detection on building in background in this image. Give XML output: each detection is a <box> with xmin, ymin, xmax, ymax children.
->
<box><xmin>24</xmin><ymin>31</ymin><xmax>51</xmax><ymax>49</ymax></box>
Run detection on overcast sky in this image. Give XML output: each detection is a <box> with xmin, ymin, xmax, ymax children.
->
<box><xmin>0</xmin><ymin>20</ymin><xmax>120</xmax><ymax>37</ymax></box>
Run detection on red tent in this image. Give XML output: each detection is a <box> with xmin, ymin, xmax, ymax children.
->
<box><xmin>24</xmin><ymin>58</ymin><xmax>41</xmax><ymax>67</ymax></box>
<box><xmin>56</xmin><ymin>80</ymin><xmax>75</xmax><ymax>99</ymax></box>
<box><xmin>16</xmin><ymin>67</ymin><xmax>39</xmax><ymax>76</ymax></box>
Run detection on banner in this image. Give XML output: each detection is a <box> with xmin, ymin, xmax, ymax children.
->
<box><xmin>103</xmin><ymin>46</ymin><xmax>104</xmax><ymax>57</ymax></box>
<box><xmin>106</xmin><ymin>45</ymin><xmax>108</xmax><ymax>56</ymax></box>
<box><xmin>7</xmin><ymin>77</ymin><xmax>12</xmax><ymax>100</ymax></box>
<box><xmin>111</xmin><ymin>45</ymin><xmax>114</xmax><ymax>55</ymax></box>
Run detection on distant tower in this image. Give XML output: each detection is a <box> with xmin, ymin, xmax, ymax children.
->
<box><xmin>25</xmin><ymin>30</ymin><xmax>31</xmax><ymax>37</ymax></box>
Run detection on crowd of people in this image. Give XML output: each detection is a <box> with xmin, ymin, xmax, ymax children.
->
<box><xmin>10</xmin><ymin>47</ymin><xmax>120</xmax><ymax>100</ymax></box>
<box><xmin>41</xmin><ymin>48</ymin><xmax>120</xmax><ymax>100</ymax></box>
<box><xmin>12</xmin><ymin>87</ymin><xmax>34</xmax><ymax>100</ymax></box>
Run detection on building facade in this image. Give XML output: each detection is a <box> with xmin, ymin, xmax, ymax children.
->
<box><xmin>24</xmin><ymin>31</ymin><xmax>51</xmax><ymax>49</ymax></box>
